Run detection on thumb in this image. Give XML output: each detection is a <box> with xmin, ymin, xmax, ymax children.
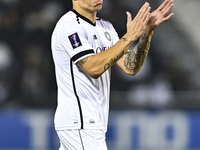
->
<box><xmin>126</xmin><ymin>11</ymin><xmax>132</xmax><ymax>24</ymax></box>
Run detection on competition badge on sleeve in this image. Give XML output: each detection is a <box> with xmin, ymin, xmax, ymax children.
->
<box><xmin>68</xmin><ymin>33</ymin><xmax>82</xmax><ymax>49</ymax></box>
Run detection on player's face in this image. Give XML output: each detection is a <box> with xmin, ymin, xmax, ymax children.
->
<box><xmin>78</xmin><ymin>0</ymin><xmax>103</xmax><ymax>13</ymax></box>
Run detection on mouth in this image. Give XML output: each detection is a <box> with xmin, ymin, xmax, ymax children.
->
<box><xmin>94</xmin><ymin>0</ymin><xmax>102</xmax><ymax>5</ymax></box>
<box><xmin>92</xmin><ymin>0</ymin><xmax>103</xmax><ymax>11</ymax></box>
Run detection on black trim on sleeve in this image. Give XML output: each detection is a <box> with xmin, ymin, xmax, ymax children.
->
<box><xmin>71</xmin><ymin>49</ymin><xmax>94</xmax><ymax>62</ymax></box>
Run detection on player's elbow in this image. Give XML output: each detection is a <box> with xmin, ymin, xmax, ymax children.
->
<box><xmin>126</xmin><ymin>72</ymin><xmax>137</xmax><ymax>76</ymax></box>
<box><xmin>126</xmin><ymin>70</ymin><xmax>139</xmax><ymax>76</ymax></box>
<box><xmin>86</xmin><ymin>68</ymin><xmax>102</xmax><ymax>79</ymax></box>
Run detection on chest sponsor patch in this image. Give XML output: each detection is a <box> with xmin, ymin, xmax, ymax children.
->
<box><xmin>68</xmin><ymin>32</ymin><xmax>82</xmax><ymax>49</ymax></box>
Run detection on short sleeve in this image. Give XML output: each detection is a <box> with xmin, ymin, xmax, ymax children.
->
<box><xmin>111</xmin><ymin>25</ymin><xmax>120</xmax><ymax>45</ymax></box>
<box><xmin>56</xmin><ymin>19</ymin><xmax>95</xmax><ymax>63</ymax></box>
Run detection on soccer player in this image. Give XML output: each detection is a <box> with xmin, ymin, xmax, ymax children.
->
<box><xmin>51</xmin><ymin>0</ymin><xmax>174</xmax><ymax>149</ymax></box>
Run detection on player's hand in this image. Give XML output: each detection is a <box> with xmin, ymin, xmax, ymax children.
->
<box><xmin>146</xmin><ymin>0</ymin><xmax>174</xmax><ymax>33</ymax></box>
<box><xmin>126</xmin><ymin>2</ymin><xmax>151</xmax><ymax>42</ymax></box>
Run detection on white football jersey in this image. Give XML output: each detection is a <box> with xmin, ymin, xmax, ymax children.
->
<box><xmin>51</xmin><ymin>9</ymin><xmax>119</xmax><ymax>131</ymax></box>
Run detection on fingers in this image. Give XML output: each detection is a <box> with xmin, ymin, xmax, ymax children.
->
<box><xmin>156</xmin><ymin>0</ymin><xmax>174</xmax><ymax>22</ymax></box>
<box><xmin>157</xmin><ymin>0</ymin><xmax>169</xmax><ymax>11</ymax></box>
<box><xmin>126</xmin><ymin>11</ymin><xmax>132</xmax><ymax>24</ymax></box>
<box><xmin>161</xmin><ymin>0</ymin><xmax>174</xmax><ymax>16</ymax></box>
<box><xmin>125</xmin><ymin>2</ymin><xmax>151</xmax><ymax>41</ymax></box>
<box><xmin>163</xmin><ymin>13</ymin><xmax>174</xmax><ymax>22</ymax></box>
<box><xmin>138</xmin><ymin>2</ymin><xmax>150</xmax><ymax>14</ymax></box>
<box><xmin>138</xmin><ymin>2</ymin><xmax>151</xmax><ymax>21</ymax></box>
<box><xmin>126</xmin><ymin>2</ymin><xmax>151</xmax><ymax>25</ymax></box>
<box><xmin>143</xmin><ymin>6</ymin><xmax>151</xmax><ymax>24</ymax></box>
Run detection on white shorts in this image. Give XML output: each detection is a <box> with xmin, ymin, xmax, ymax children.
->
<box><xmin>57</xmin><ymin>129</ymin><xmax>108</xmax><ymax>150</ymax></box>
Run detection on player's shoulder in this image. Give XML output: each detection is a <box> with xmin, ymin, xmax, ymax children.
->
<box><xmin>54</xmin><ymin>10</ymin><xmax>81</xmax><ymax>33</ymax></box>
<box><xmin>58</xmin><ymin>11</ymin><xmax>77</xmax><ymax>25</ymax></box>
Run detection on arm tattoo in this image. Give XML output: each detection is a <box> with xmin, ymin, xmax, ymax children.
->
<box><xmin>124</xmin><ymin>50</ymin><xmax>140</xmax><ymax>72</ymax></box>
<box><xmin>121</xmin><ymin>38</ymin><xmax>128</xmax><ymax>42</ymax></box>
<box><xmin>77</xmin><ymin>57</ymin><xmax>88</xmax><ymax>67</ymax></box>
<box><xmin>124</xmin><ymin>33</ymin><xmax>150</xmax><ymax>73</ymax></box>
<box><xmin>104</xmin><ymin>51</ymin><xmax>125</xmax><ymax>71</ymax></box>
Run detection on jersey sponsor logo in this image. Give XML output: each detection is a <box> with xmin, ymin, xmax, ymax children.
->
<box><xmin>68</xmin><ymin>32</ymin><xmax>82</xmax><ymax>49</ymax></box>
<box><xmin>104</xmin><ymin>31</ymin><xmax>111</xmax><ymax>41</ymax></box>
<box><xmin>96</xmin><ymin>46</ymin><xmax>110</xmax><ymax>53</ymax></box>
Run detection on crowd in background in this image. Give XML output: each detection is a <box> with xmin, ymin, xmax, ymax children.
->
<box><xmin>0</xmin><ymin>0</ymin><xmax>200</xmax><ymax>109</ymax></box>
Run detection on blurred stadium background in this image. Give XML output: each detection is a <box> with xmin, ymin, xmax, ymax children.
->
<box><xmin>0</xmin><ymin>0</ymin><xmax>200</xmax><ymax>149</ymax></box>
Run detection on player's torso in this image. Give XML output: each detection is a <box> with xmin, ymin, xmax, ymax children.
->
<box><xmin>76</xmin><ymin>18</ymin><xmax>112</xmax><ymax>128</ymax></box>
<box><xmin>52</xmin><ymin>11</ymin><xmax>117</xmax><ymax>130</ymax></box>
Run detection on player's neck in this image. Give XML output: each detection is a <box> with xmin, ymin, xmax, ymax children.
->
<box><xmin>73</xmin><ymin>7</ymin><xmax>97</xmax><ymax>24</ymax></box>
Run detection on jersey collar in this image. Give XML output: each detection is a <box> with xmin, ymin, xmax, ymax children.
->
<box><xmin>71</xmin><ymin>9</ymin><xmax>96</xmax><ymax>26</ymax></box>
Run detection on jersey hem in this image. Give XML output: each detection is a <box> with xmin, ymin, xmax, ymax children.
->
<box><xmin>55</xmin><ymin>126</ymin><xmax>107</xmax><ymax>131</ymax></box>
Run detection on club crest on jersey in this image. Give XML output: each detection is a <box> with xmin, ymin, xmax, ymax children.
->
<box><xmin>104</xmin><ymin>31</ymin><xmax>111</xmax><ymax>41</ymax></box>
<box><xmin>68</xmin><ymin>33</ymin><xmax>82</xmax><ymax>49</ymax></box>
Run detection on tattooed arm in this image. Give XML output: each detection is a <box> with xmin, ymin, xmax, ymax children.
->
<box><xmin>76</xmin><ymin>3</ymin><xmax>151</xmax><ymax>79</ymax></box>
<box><xmin>77</xmin><ymin>31</ymin><xmax>151</xmax><ymax>78</ymax></box>
<box><xmin>77</xmin><ymin>37</ymin><xmax>133</xmax><ymax>79</ymax></box>
<box><xmin>116</xmin><ymin>31</ymin><xmax>153</xmax><ymax>76</ymax></box>
<box><xmin>116</xmin><ymin>0</ymin><xmax>174</xmax><ymax>76</ymax></box>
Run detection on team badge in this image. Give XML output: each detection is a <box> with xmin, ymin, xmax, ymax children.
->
<box><xmin>104</xmin><ymin>31</ymin><xmax>111</xmax><ymax>41</ymax></box>
<box><xmin>68</xmin><ymin>33</ymin><xmax>82</xmax><ymax>49</ymax></box>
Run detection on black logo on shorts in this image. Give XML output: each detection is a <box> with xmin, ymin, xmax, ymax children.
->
<box><xmin>69</xmin><ymin>33</ymin><xmax>82</xmax><ymax>49</ymax></box>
